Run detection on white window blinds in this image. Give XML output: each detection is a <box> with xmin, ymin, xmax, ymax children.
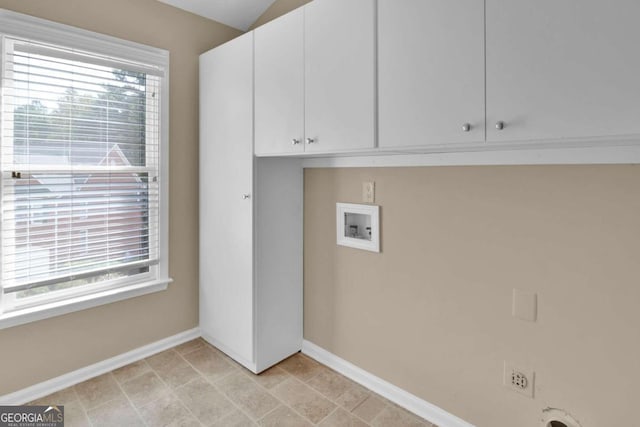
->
<box><xmin>0</xmin><ymin>36</ymin><xmax>164</xmax><ymax>301</ymax></box>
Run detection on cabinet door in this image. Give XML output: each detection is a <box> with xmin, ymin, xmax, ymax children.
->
<box><xmin>199</xmin><ymin>33</ymin><xmax>254</xmax><ymax>366</ymax></box>
<box><xmin>255</xmin><ymin>8</ymin><xmax>304</xmax><ymax>156</ymax></box>
<box><xmin>378</xmin><ymin>0</ymin><xmax>485</xmax><ymax>148</ymax></box>
<box><xmin>487</xmin><ymin>0</ymin><xmax>640</xmax><ymax>142</ymax></box>
<box><xmin>304</xmin><ymin>0</ymin><xmax>375</xmax><ymax>153</ymax></box>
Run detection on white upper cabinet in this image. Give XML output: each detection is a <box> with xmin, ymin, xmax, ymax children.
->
<box><xmin>253</xmin><ymin>0</ymin><xmax>640</xmax><ymax>156</ymax></box>
<box><xmin>255</xmin><ymin>8</ymin><xmax>304</xmax><ymax>156</ymax></box>
<box><xmin>378</xmin><ymin>0</ymin><xmax>485</xmax><ymax>149</ymax></box>
<box><xmin>304</xmin><ymin>0</ymin><xmax>376</xmax><ymax>153</ymax></box>
<box><xmin>487</xmin><ymin>0</ymin><xmax>640</xmax><ymax>143</ymax></box>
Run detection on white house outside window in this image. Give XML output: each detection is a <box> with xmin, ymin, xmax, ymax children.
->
<box><xmin>0</xmin><ymin>10</ymin><xmax>170</xmax><ymax>328</ymax></box>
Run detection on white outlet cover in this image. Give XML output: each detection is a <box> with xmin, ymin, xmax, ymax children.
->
<box><xmin>504</xmin><ymin>361</ymin><xmax>535</xmax><ymax>398</ymax></box>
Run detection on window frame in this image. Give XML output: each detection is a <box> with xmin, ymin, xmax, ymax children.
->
<box><xmin>0</xmin><ymin>9</ymin><xmax>171</xmax><ymax>329</ymax></box>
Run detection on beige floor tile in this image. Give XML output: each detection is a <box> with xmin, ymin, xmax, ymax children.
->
<box><xmin>318</xmin><ymin>408</ymin><xmax>369</xmax><ymax>427</ymax></box>
<box><xmin>307</xmin><ymin>369</ymin><xmax>353</xmax><ymax>401</ymax></box>
<box><xmin>352</xmin><ymin>395</ymin><xmax>387</xmax><ymax>423</ymax></box>
<box><xmin>334</xmin><ymin>383</ymin><xmax>370</xmax><ymax>411</ymax></box>
<box><xmin>215</xmin><ymin>372</ymin><xmax>279</xmax><ymax>420</ymax></box>
<box><xmin>258</xmin><ymin>406</ymin><xmax>313</xmax><ymax>427</ymax></box>
<box><xmin>112</xmin><ymin>360</ymin><xmax>151</xmax><ymax>384</ymax></box>
<box><xmin>74</xmin><ymin>373</ymin><xmax>123</xmax><ymax>410</ymax></box>
<box><xmin>243</xmin><ymin>365</ymin><xmax>290</xmax><ymax>389</ymax></box>
<box><xmin>201</xmin><ymin>342</ymin><xmax>239</xmax><ymax>363</ymax></box>
<box><xmin>121</xmin><ymin>371</ymin><xmax>171</xmax><ymax>408</ymax></box>
<box><xmin>371</xmin><ymin>405</ymin><xmax>432</xmax><ymax>427</ymax></box>
<box><xmin>272</xmin><ymin>377</ymin><xmax>336</xmax><ymax>424</ymax></box>
<box><xmin>34</xmin><ymin>341</ymin><xmax>433</xmax><ymax>427</ymax></box>
<box><xmin>29</xmin><ymin>387</ymin><xmax>79</xmax><ymax>405</ymax></box>
<box><xmin>183</xmin><ymin>347</ymin><xmax>236</xmax><ymax>381</ymax></box>
<box><xmin>138</xmin><ymin>394</ymin><xmax>192</xmax><ymax>427</ymax></box>
<box><xmin>277</xmin><ymin>353</ymin><xmax>325</xmax><ymax>382</ymax></box>
<box><xmin>210</xmin><ymin>408</ymin><xmax>256</xmax><ymax>427</ymax></box>
<box><xmin>168</xmin><ymin>418</ymin><xmax>202</xmax><ymax>427</ymax></box>
<box><xmin>175</xmin><ymin>377</ymin><xmax>235</xmax><ymax>425</ymax></box>
<box><xmin>152</xmin><ymin>355</ymin><xmax>201</xmax><ymax>389</ymax></box>
<box><xmin>175</xmin><ymin>339</ymin><xmax>206</xmax><ymax>356</ymax></box>
<box><xmin>61</xmin><ymin>400</ymin><xmax>91</xmax><ymax>427</ymax></box>
<box><xmin>86</xmin><ymin>396</ymin><xmax>144</xmax><ymax>427</ymax></box>
<box><xmin>146</xmin><ymin>350</ymin><xmax>184</xmax><ymax>371</ymax></box>
<box><xmin>29</xmin><ymin>388</ymin><xmax>90</xmax><ymax>426</ymax></box>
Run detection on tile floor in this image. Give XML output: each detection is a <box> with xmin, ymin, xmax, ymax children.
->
<box><xmin>29</xmin><ymin>338</ymin><xmax>436</xmax><ymax>427</ymax></box>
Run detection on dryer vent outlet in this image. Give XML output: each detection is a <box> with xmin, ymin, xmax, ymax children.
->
<box><xmin>541</xmin><ymin>408</ymin><xmax>582</xmax><ymax>427</ymax></box>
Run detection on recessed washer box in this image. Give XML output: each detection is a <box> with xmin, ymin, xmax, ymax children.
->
<box><xmin>336</xmin><ymin>203</ymin><xmax>380</xmax><ymax>253</ymax></box>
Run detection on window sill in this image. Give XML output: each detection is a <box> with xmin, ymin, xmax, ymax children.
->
<box><xmin>0</xmin><ymin>278</ymin><xmax>173</xmax><ymax>330</ymax></box>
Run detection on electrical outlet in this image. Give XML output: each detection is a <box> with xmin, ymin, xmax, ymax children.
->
<box><xmin>362</xmin><ymin>182</ymin><xmax>375</xmax><ymax>203</ymax></box>
<box><xmin>504</xmin><ymin>361</ymin><xmax>535</xmax><ymax>398</ymax></box>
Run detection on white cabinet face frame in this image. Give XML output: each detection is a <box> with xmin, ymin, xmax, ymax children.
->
<box><xmin>336</xmin><ymin>203</ymin><xmax>380</xmax><ymax>253</ymax></box>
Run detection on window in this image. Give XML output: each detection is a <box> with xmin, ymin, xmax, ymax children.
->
<box><xmin>0</xmin><ymin>10</ymin><xmax>170</xmax><ymax>327</ymax></box>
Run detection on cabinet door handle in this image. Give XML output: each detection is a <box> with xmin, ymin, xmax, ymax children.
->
<box><xmin>242</xmin><ymin>194</ymin><xmax>251</xmax><ymax>200</ymax></box>
<box><xmin>462</xmin><ymin>123</ymin><xmax>471</xmax><ymax>132</ymax></box>
<box><xmin>292</xmin><ymin>139</ymin><xmax>301</xmax><ymax>145</ymax></box>
<box><xmin>306</xmin><ymin>138</ymin><xmax>316</xmax><ymax>144</ymax></box>
<box><xmin>495</xmin><ymin>121</ymin><xmax>505</xmax><ymax>130</ymax></box>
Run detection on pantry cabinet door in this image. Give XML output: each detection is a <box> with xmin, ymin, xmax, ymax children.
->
<box><xmin>199</xmin><ymin>33</ymin><xmax>254</xmax><ymax>366</ymax></box>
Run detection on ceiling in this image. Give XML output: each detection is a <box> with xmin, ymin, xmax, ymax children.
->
<box><xmin>157</xmin><ymin>0</ymin><xmax>277</xmax><ymax>31</ymax></box>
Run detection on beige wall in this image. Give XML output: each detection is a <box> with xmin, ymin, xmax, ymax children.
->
<box><xmin>0</xmin><ymin>0</ymin><xmax>240</xmax><ymax>395</ymax></box>
<box><xmin>305</xmin><ymin>165</ymin><xmax>640</xmax><ymax>427</ymax></box>
<box><xmin>249</xmin><ymin>0</ymin><xmax>311</xmax><ymax>30</ymax></box>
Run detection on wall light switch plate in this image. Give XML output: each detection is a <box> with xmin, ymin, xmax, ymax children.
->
<box><xmin>362</xmin><ymin>182</ymin><xmax>375</xmax><ymax>203</ymax></box>
<box><xmin>512</xmin><ymin>289</ymin><xmax>537</xmax><ymax>322</ymax></box>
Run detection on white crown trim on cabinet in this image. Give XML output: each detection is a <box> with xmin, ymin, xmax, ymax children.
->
<box><xmin>302</xmin><ymin>340</ymin><xmax>476</xmax><ymax>427</ymax></box>
<box><xmin>0</xmin><ymin>328</ymin><xmax>201</xmax><ymax>405</ymax></box>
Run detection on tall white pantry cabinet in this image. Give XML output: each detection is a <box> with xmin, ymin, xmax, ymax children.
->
<box><xmin>199</xmin><ymin>32</ymin><xmax>303</xmax><ymax>373</ymax></box>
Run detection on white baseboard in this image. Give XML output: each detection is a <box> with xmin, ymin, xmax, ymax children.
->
<box><xmin>302</xmin><ymin>340</ymin><xmax>475</xmax><ymax>427</ymax></box>
<box><xmin>0</xmin><ymin>328</ymin><xmax>201</xmax><ymax>405</ymax></box>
